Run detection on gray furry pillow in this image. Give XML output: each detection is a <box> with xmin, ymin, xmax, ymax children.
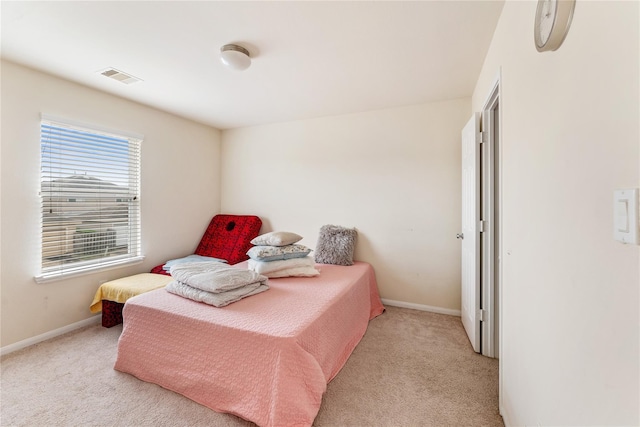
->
<box><xmin>314</xmin><ymin>225</ymin><xmax>357</xmax><ymax>266</ymax></box>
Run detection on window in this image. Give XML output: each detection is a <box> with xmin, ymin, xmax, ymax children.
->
<box><xmin>36</xmin><ymin>117</ymin><xmax>143</xmax><ymax>282</ymax></box>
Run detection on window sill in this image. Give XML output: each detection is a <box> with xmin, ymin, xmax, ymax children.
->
<box><xmin>34</xmin><ymin>256</ymin><xmax>145</xmax><ymax>284</ymax></box>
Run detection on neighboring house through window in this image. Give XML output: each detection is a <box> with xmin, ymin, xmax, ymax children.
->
<box><xmin>36</xmin><ymin>116</ymin><xmax>143</xmax><ymax>282</ymax></box>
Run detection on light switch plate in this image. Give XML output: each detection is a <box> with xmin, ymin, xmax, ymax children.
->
<box><xmin>614</xmin><ymin>189</ymin><xmax>639</xmax><ymax>245</ymax></box>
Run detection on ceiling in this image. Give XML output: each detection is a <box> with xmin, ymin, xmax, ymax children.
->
<box><xmin>1</xmin><ymin>1</ymin><xmax>504</xmax><ymax>130</ymax></box>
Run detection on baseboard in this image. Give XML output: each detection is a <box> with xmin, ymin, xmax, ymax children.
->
<box><xmin>1</xmin><ymin>303</ymin><xmax>458</xmax><ymax>356</ymax></box>
<box><xmin>500</xmin><ymin>392</ymin><xmax>515</xmax><ymax>427</ymax></box>
<box><xmin>0</xmin><ymin>315</ymin><xmax>101</xmax><ymax>357</ymax></box>
<box><xmin>500</xmin><ymin>403</ymin><xmax>510</xmax><ymax>427</ymax></box>
<box><xmin>381</xmin><ymin>299</ymin><xmax>461</xmax><ymax>317</ymax></box>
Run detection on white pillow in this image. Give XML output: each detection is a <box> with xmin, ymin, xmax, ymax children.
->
<box><xmin>251</xmin><ymin>231</ymin><xmax>303</xmax><ymax>247</ymax></box>
<box><xmin>248</xmin><ymin>257</ymin><xmax>315</xmax><ymax>275</ymax></box>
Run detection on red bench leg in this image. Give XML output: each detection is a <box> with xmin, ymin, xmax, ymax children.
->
<box><xmin>102</xmin><ymin>300</ymin><xmax>124</xmax><ymax>328</ymax></box>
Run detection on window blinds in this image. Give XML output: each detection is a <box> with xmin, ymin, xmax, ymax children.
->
<box><xmin>37</xmin><ymin>119</ymin><xmax>142</xmax><ymax>281</ymax></box>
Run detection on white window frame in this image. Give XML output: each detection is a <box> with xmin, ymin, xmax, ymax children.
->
<box><xmin>35</xmin><ymin>115</ymin><xmax>144</xmax><ymax>283</ymax></box>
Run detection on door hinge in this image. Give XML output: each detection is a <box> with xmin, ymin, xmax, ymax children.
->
<box><xmin>477</xmin><ymin>131</ymin><xmax>488</xmax><ymax>144</ymax></box>
<box><xmin>478</xmin><ymin>309</ymin><xmax>487</xmax><ymax>322</ymax></box>
<box><xmin>479</xmin><ymin>220</ymin><xmax>487</xmax><ymax>233</ymax></box>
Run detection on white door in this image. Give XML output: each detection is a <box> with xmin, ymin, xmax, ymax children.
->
<box><xmin>460</xmin><ymin>113</ymin><xmax>481</xmax><ymax>353</ymax></box>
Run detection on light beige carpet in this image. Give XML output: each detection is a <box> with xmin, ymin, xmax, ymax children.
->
<box><xmin>1</xmin><ymin>306</ymin><xmax>503</xmax><ymax>426</ymax></box>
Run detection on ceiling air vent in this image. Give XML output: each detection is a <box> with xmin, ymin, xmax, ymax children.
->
<box><xmin>98</xmin><ymin>68</ymin><xmax>142</xmax><ymax>85</ymax></box>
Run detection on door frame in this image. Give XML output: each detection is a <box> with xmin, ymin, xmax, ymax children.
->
<box><xmin>461</xmin><ymin>72</ymin><xmax>502</xmax><ymax>360</ymax></box>
<box><xmin>480</xmin><ymin>74</ymin><xmax>501</xmax><ymax>359</ymax></box>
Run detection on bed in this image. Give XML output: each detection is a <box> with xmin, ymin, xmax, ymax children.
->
<box><xmin>114</xmin><ymin>261</ymin><xmax>384</xmax><ymax>427</ymax></box>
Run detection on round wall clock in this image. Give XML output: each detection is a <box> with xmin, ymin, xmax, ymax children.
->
<box><xmin>534</xmin><ymin>0</ymin><xmax>576</xmax><ymax>52</ymax></box>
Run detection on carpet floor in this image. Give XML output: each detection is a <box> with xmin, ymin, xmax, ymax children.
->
<box><xmin>1</xmin><ymin>306</ymin><xmax>503</xmax><ymax>426</ymax></box>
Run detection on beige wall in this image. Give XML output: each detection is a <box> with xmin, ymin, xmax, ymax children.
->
<box><xmin>0</xmin><ymin>61</ymin><xmax>222</xmax><ymax>347</ymax></box>
<box><xmin>473</xmin><ymin>1</ymin><xmax>639</xmax><ymax>425</ymax></box>
<box><xmin>221</xmin><ymin>99</ymin><xmax>469</xmax><ymax>312</ymax></box>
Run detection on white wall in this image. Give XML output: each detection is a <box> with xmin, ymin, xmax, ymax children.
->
<box><xmin>0</xmin><ymin>61</ymin><xmax>221</xmax><ymax>347</ymax></box>
<box><xmin>473</xmin><ymin>2</ymin><xmax>639</xmax><ymax>425</ymax></box>
<box><xmin>221</xmin><ymin>99</ymin><xmax>469</xmax><ymax>312</ymax></box>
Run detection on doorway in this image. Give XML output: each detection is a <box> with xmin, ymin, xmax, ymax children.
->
<box><xmin>460</xmin><ymin>76</ymin><xmax>501</xmax><ymax>359</ymax></box>
<box><xmin>480</xmin><ymin>81</ymin><xmax>500</xmax><ymax>358</ymax></box>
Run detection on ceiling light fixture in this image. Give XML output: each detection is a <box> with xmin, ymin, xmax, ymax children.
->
<box><xmin>220</xmin><ymin>44</ymin><xmax>251</xmax><ymax>71</ymax></box>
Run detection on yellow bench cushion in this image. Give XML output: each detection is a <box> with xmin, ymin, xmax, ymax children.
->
<box><xmin>90</xmin><ymin>273</ymin><xmax>173</xmax><ymax>313</ymax></box>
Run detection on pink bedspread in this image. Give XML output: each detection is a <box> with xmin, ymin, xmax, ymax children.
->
<box><xmin>114</xmin><ymin>261</ymin><xmax>384</xmax><ymax>427</ymax></box>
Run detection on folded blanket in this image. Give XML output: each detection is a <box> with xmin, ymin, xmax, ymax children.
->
<box><xmin>170</xmin><ymin>261</ymin><xmax>267</xmax><ymax>293</ymax></box>
<box><xmin>166</xmin><ymin>280</ymin><xmax>269</xmax><ymax>308</ymax></box>
<box><xmin>263</xmin><ymin>266</ymin><xmax>320</xmax><ymax>278</ymax></box>
<box><xmin>90</xmin><ymin>273</ymin><xmax>173</xmax><ymax>313</ymax></box>
<box><xmin>163</xmin><ymin>254</ymin><xmax>227</xmax><ymax>271</ymax></box>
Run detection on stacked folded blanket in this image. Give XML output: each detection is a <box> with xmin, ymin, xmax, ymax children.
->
<box><xmin>246</xmin><ymin>231</ymin><xmax>320</xmax><ymax>278</ymax></box>
<box><xmin>162</xmin><ymin>254</ymin><xmax>227</xmax><ymax>272</ymax></box>
<box><xmin>166</xmin><ymin>261</ymin><xmax>268</xmax><ymax>307</ymax></box>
